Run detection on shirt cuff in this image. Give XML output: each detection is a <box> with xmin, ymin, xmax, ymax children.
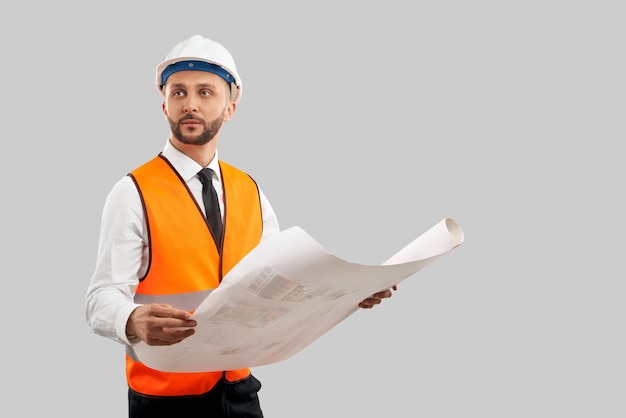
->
<box><xmin>115</xmin><ymin>303</ymin><xmax>142</xmax><ymax>346</ymax></box>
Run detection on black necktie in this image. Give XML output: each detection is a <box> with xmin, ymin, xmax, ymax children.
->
<box><xmin>197</xmin><ymin>168</ymin><xmax>222</xmax><ymax>248</ymax></box>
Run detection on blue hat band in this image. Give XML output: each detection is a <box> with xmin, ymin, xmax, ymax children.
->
<box><xmin>161</xmin><ymin>60</ymin><xmax>235</xmax><ymax>87</ymax></box>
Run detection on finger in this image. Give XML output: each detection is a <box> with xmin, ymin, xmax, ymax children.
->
<box><xmin>154</xmin><ymin>316</ymin><xmax>197</xmax><ymax>331</ymax></box>
<box><xmin>152</xmin><ymin>304</ymin><xmax>194</xmax><ymax>320</ymax></box>
<box><xmin>146</xmin><ymin>328</ymin><xmax>195</xmax><ymax>346</ymax></box>
<box><xmin>374</xmin><ymin>290</ymin><xmax>393</xmax><ymax>299</ymax></box>
<box><xmin>359</xmin><ymin>297</ymin><xmax>381</xmax><ymax>308</ymax></box>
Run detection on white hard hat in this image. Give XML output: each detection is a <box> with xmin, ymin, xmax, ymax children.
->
<box><xmin>156</xmin><ymin>35</ymin><xmax>242</xmax><ymax>103</ymax></box>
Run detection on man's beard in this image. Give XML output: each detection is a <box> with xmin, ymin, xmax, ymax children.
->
<box><xmin>168</xmin><ymin>112</ymin><xmax>224</xmax><ymax>145</ymax></box>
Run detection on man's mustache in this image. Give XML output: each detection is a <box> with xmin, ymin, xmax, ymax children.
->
<box><xmin>179</xmin><ymin>114</ymin><xmax>205</xmax><ymax>123</ymax></box>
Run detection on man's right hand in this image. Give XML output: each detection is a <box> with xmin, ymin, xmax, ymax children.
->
<box><xmin>126</xmin><ymin>304</ymin><xmax>197</xmax><ymax>346</ymax></box>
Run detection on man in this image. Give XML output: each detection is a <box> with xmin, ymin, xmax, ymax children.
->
<box><xmin>85</xmin><ymin>34</ymin><xmax>395</xmax><ymax>417</ymax></box>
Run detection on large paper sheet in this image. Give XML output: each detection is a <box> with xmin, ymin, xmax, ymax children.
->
<box><xmin>133</xmin><ymin>217</ymin><xmax>464</xmax><ymax>372</ymax></box>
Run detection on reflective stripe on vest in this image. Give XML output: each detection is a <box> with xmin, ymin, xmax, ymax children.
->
<box><xmin>125</xmin><ymin>155</ymin><xmax>263</xmax><ymax>396</ymax></box>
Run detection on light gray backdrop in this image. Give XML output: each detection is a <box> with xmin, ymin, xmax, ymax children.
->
<box><xmin>2</xmin><ymin>1</ymin><xmax>623</xmax><ymax>417</ymax></box>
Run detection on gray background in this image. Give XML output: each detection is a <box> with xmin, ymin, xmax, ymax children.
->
<box><xmin>2</xmin><ymin>1</ymin><xmax>624</xmax><ymax>417</ymax></box>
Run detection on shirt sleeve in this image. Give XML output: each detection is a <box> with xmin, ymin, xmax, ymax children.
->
<box><xmin>85</xmin><ymin>176</ymin><xmax>146</xmax><ymax>345</ymax></box>
<box><xmin>259</xmin><ymin>188</ymin><xmax>280</xmax><ymax>241</ymax></box>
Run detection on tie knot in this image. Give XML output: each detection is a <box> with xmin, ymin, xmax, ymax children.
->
<box><xmin>198</xmin><ymin>168</ymin><xmax>214</xmax><ymax>184</ymax></box>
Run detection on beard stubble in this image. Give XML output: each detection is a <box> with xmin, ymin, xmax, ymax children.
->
<box><xmin>168</xmin><ymin>110</ymin><xmax>225</xmax><ymax>146</ymax></box>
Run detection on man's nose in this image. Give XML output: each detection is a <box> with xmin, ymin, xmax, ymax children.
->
<box><xmin>183</xmin><ymin>101</ymin><xmax>198</xmax><ymax>112</ymax></box>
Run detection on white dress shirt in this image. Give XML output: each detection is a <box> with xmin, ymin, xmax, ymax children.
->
<box><xmin>85</xmin><ymin>140</ymin><xmax>280</xmax><ymax>345</ymax></box>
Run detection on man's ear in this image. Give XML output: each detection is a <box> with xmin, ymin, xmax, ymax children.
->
<box><xmin>223</xmin><ymin>102</ymin><xmax>237</xmax><ymax>122</ymax></box>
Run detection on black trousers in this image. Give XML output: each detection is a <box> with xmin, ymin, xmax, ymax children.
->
<box><xmin>128</xmin><ymin>374</ymin><xmax>264</xmax><ymax>418</ymax></box>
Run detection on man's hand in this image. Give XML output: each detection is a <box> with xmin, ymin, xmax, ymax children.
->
<box><xmin>126</xmin><ymin>303</ymin><xmax>197</xmax><ymax>346</ymax></box>
<box><xmin>358</xmin><ymin>285</ymin><xmax>398</xmax><ymax>309</ymax></box>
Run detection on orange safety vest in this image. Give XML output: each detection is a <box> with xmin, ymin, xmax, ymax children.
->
<box><xmin>125</xmin><ymin>154</ymin><xmax>263</xmax><ymax>396</ymax></box>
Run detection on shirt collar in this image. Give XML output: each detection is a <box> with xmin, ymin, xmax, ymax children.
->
<box><xmin>162</xmin><ymin>139</ymin><xmax>221</xmax><ymax>183</ymax></box>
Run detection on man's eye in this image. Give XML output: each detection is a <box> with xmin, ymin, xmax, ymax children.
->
<box><xmin>200</xmin><ymin>90</ymin><xmax>212</xmax><ymax>96</ymax></box>
<box><xmin>173</xmin><ymin>91</ymin><xmax>185</xmax><ymax>97</ymax></box>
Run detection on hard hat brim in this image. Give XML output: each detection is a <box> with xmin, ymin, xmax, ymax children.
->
<box><xmin>156</xmin><ymin>56</ymin><xmax>242</xmax><ymax>103</ymax></box>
